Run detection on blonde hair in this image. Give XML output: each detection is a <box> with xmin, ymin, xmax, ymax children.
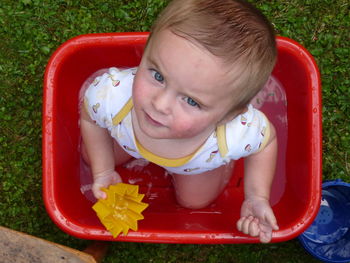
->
<box><xmin>147</xmin><ymin>0</ymin><xmax>277</xmax><ymax>111</ymax></box>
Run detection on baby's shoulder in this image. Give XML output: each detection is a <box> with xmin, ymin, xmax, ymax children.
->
<box><xmin>227</xmin><ymin>105</ymin><xmax>268</xmax><ymax>128</ymax></box>
<box><xmin>83</xmin><ymin>67</ymin><xmax>137</xmax><ymax>127</ymax></box>
<box><xmin>85</xmin><ymin>67</ymin><xmax>137</xmax><ymax>102</ymax></box>
<box><xmin>223</xmin><ymin>105</ymin><xmax>270</xmax><ymax>158</ymax></box>
<box><xmin>90</xmin><ymin>67</ymin><xmax>137</xmax><ymax>90</ymax></box>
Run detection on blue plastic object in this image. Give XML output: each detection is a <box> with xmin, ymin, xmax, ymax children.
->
<box><xmin>299</xmin><ymin>180</ymin><xmax>350</xmax><ymax>262</ymax></box>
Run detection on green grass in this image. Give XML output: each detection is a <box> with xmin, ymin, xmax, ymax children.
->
<box><xmin>0</xmin><ymin>0</ymin><xmax>349</xmax><ymax>262</ymax></box>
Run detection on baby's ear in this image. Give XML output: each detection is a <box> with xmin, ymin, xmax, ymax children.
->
<box><xmin>217</xmin><ymin>106</ymin><xmax>247</xmax><ymax>125</ymax></box>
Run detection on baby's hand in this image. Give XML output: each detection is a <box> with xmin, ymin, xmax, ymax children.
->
<box><xmin>236</xmin><ymin>197</ymin><xmax>279</xmax><ymax>243</ymax></box>
<box><xmin>92</xmin><ymin>169</ymin><xmax>122</xmax><ymax>200</ymax></box>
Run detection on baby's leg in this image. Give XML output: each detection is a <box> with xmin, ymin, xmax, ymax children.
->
<box><xmin>172</xmin><ymin>161</ymin><xmax>234</xmax><ymax>209</ymax></box>
<box><xmin>112</xmin><ymin>141</ymin><xmax>134</xmax><ymax>166</ymax></box>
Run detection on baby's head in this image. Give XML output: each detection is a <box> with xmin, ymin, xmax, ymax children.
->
<box><xmin>146</xmin><ymin>0</ymin><xmax>277</xmax><ymax>113</ymax></box>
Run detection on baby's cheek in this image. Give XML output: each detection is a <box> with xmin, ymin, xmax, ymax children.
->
<box><xmin>132</xmin><ymin>82</ymin><xmax>142</xmax><ymax>99</ymax></box>
<box><xmin>172</xmin><ymin>121</ymin><xmax>201</xmax><ymax>138</ymax></box>
<box><xmin>132</xmin><ymin>74</ymin><xmax>147</xmax><ymax>95</ymax></box>
<box><xmin>133</xmin><ymin>89</ymin><xmax>147</xmax><ymax>108</ymax></box>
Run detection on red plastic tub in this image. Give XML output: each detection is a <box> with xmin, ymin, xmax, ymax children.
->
<box><xmin>43</xmin><ymin>33</ymin><xmax>322</xmax><ymax>243</ymax></box>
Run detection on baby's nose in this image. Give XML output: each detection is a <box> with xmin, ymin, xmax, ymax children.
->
<box><xmin>152</xmin><ymin>89</ymin><xmax>172</xmax><ymax>115</ymax></box>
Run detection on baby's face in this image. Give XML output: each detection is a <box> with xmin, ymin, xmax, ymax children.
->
<box><xmin>132</xmin><ymin>30</ymin><xmax>237</xmax><ymax>140</ymax></box>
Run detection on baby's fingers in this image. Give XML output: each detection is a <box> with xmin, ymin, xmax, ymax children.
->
<box><xmin>248</xmin><ymin>218</ymin><xmax>260</xmax><ymax>237</ymax></box>
<box><xmin>259</xmin><ymin>222</ymin><xmax>274</xmax><ymax>243</ymax></box>
<box><xmin>236</xmin><ymin>216</ymin><xmax>249</xmax><ymax>232</ymax></box>
<box><xmin>237</xmin><ymin>216</ymin><xmax>259</xmax><ymax>237</ymax></box>
<box><xmin>92</xmin><ymin>184</ymin><xmax>107</xmax><ymax>200</ymax></box>
<box><xmin>259</xmin><ymin>230</ymin><xmax>272</xmax><ymax>243</ymax></box>
<box><xmin>264</xmin><ymin>211</ymin><xmax>279</xmax><ymax>231</ymax></box>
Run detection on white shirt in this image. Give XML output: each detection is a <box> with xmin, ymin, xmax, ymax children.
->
<box><xmin>83</xmin><ymin>67</ymin><xmax>270</xmax><ymax>175</ymax></box>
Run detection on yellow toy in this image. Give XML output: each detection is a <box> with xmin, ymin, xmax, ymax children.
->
<box><xmin>92</xmin><ymin>183</ymin><xmax>148</xmax><ymax>238</ymax></box>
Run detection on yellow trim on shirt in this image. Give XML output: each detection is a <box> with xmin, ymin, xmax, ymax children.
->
<box><xmin>83</xmin><ymin>97</ymin><xmax>89</xmax><ymax>113</ymax></box>
<box><xmin>135</xmin><ymin>139</ymin><xmax>195</xmax><ymax>167</ymax></box>
<box><xmin>111</xmin><ymin>99</ymin><xmax>195</xmax><ymax>167</ymax></box>
<box><xmin>216</xmin><ymin>125</ymin><xmax>228</xmax><ymax>158</ymax></box>
<box><xmin>112</xmin><ymin>98</ymin><xmax>133</xmax><ymax>126</ymax></box>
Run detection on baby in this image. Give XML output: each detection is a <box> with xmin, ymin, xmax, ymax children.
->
<box><xmin>80</xmin><ymin>0</ymin><xmax>279</xmax><ymax>243</ymax></box>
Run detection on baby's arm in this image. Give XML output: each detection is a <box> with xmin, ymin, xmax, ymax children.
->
<box><xmin>236</xmin><ymin>123</ymin><xmax>279</xmax><ymax>243</ymax></box>
<box><xmin>80</xmin><ymin>106</ymin><xmax>122</xmax><ymax>199</ymax></box>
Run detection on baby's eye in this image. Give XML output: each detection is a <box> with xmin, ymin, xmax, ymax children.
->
<box><xmin>185</xmin><ymin>97</ymin><xmax>199</xmax><ymax>108</ymax></box>
<box><xmin>151</xmin><ymin>70</ymin><xmax>164</xmax><ymax>83</ymax></box>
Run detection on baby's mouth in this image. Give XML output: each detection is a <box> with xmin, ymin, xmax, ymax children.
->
<box><xmin>145</xmin><ymin>112</ymin><xmax>165</xmax><ymax>127</ymax></box>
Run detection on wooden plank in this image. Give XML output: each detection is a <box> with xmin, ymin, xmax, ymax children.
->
<box><xmin>0</xmin><ymin>226</ymin><xmax>96</xmax><ymax>263</ymax></box>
